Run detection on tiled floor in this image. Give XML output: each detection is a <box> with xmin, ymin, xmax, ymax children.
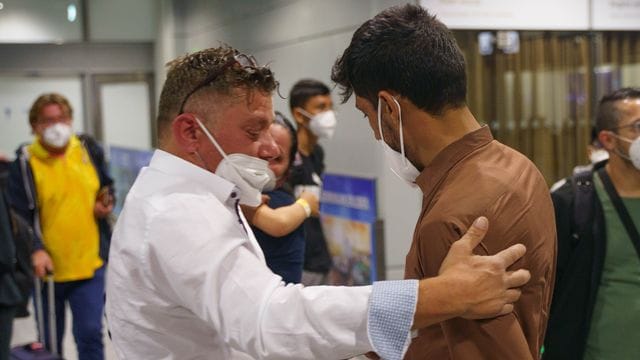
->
<box><xmin>10</xmin><ymin>302</ymin><xmax>117</xmax><ymax>360</ymax></box>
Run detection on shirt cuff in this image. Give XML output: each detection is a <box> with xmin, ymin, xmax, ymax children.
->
<box><xmin>367</xmin><ymin>280</ymin><xmax>418</xmax><ymax>360</ymax></box>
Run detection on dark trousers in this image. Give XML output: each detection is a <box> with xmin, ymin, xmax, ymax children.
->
<box><xmin>36</xmin><ymin>266</ymin><xmax>105</xmax><ymax>360</ymax></box>
<box><xmin>0</xmin><ymin>306</ymin><xmax>16</xmax><ymax>360</ymax></box>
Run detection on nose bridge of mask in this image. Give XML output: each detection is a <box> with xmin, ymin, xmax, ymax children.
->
<box><xmin>377</xmin><ymin>96</ymin><xmax>408</xmax><ymax>166</ymax></box>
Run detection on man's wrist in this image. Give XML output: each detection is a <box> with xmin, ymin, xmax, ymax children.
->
<box><xmin>413</xmin><ymin>276</ymin><xmax>466</xmax><ymax>330</ymax></box>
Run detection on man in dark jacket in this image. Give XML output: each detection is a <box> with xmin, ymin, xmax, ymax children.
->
<box><xmin>544</xmin><ymin>87</ymin><xmax>640</xmax><ymax>359</ymax></box>
<box><xmin>0</xmin><ymin>157</ymin><xmax>34</xmax><ymax>360</ymax></box>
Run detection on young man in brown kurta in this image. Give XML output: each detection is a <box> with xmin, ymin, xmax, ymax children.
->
<box><xmin>404</xmin><ymin>126</ymin><xmax>556</xmax><ymax>359</ymax></box>
<box><xmin>332</xmin><ymin>4</ymin><xmax>556</xmax><ymax>359</ymax></box>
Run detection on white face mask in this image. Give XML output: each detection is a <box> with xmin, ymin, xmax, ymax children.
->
<box><xmin>299</xmin><ymin>109</ymin><xmax>337</xmax><ymax>139</ymax></box>
<box><xmin>377</xmin><ymin>96</ymin><xmax>420</xmax><ymax>186</ymax></box>
<box><xmin>42</xmin><ymin>123</ymin><xmax>72</xmax><ymax>148</ymax></box>
<box><xmin>612</xmin><ymin>133</ymin><xmax>640</xmax><ymax>170</ymax></box>
<box><xmin>195</xmin><ymin>118</ymin><xmax>276</xmax><ymax>206</ymax></box>
<box><xmin>589</xmin><ymin>149</ymin><xmax>609</xmax><ymax>164</ymax></box>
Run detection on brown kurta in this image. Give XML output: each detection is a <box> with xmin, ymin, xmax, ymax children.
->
<box><xmin>405</xmin><ymin>126</ymin><xmax>556</xmax><ymax>360</ymax></box>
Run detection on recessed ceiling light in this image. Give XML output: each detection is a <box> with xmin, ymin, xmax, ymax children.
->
<box><xmin>0</xmin><ymin>2</ymin><xmax>5</xmax><ymax>11</ymax></box>
<box><xmin>67</xmin><ymin>4</ymin><xmax>77</xmax><ymax>22</ymax></box>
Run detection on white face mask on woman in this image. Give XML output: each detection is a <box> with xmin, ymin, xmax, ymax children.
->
<box><xmin>42</xmin><ymin>123</ymin><xmax>72</xmax><ymax>148</ymax></box>
<box><xmin>195</xmin><ymin>118</ymin><xmax>276</xmax><ymax>206</ymax></box>
<box><xmin>612</xmin><ymin>133</ymin><xmax>640</xmax><ymax>170</ymax></box>
<box><xmin>377</xmin><ymin>96</ymin><xmax>420</xmax><ymax>186</ymax></box>
<box><xmin>298</xmin><ymin>109</ymin><xmax>337</xmax><ymax>140</ymax></box>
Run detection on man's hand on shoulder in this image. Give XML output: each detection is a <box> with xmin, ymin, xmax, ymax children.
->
<box><xmin>438</xmin><ymin>217</ymin><xmax>530</xmax><ymax>319</ymax></box>
<box><xmin>413</xmin><ymin>217</ymin><xmax>531</xmax><ymax>329</ymax></box>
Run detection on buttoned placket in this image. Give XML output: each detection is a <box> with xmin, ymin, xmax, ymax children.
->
<box><xmin>229</xmin><ymin>191</ymin><xmax>247</xmax><ymax>234</ymax></box>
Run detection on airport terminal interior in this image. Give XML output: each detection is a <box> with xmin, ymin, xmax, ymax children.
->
<box><xmin>1</xmin><ymin>0</ymin><xmax>639</xmax><ymax>359</ymax></box>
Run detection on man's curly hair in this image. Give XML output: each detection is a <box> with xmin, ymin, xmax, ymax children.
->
<box><xmin>157</xmin><ymin>45</ymin><xmax>277</xmax><ymax>138</ymax></box>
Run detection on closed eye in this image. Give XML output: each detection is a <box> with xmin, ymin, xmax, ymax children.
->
<box><xmin>246</xmin><ymin>130</ymin><xmax>260</xmax><ymax>140</ymax></box>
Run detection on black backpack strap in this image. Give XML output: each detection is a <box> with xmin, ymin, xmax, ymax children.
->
<box><xmin>571</xmin><ymin>170</ymin><xmax>596</xmax><ymax>240</ymax></box>
<box><xmin>596</xmin><ymin>167</ymin><xmax>640</xmax><ymax>260</ymax></box>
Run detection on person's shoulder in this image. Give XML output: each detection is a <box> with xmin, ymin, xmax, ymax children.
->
<box><xmin>290</xmin><ymin>151</ymin><xmax>304</xmax><ymax>168</ymax></box>
<box><xmin>77</xmin><ymin>133</ymin><xmax>104</xmax><ymax>153</ymax></box>
<box><xmin>313</xmin><ymin>144</ymin><xmax>324</xmax><ymax>156</ymax></box>
<box><xmin>552</xmin><ymin>165</ymin><xmax>597</xmax><ymax>199</ymax></box>
<box><xmin>416</xmin><ymin>210</ymin><xmax>463</xmax><ymax>242</ymax></box>
<box><xmin>76</xmin><ymin>132</ymin><xmax>97</xmax><ymax>143</ymax></box>
<box><xmin>131</xmin><ymin>184</ymin><xmax>240</xmax><ymax>244</ymax></box>
<box><xmin>310</xmin><ymin>145</ymin><xmax>325</xmax><ymax>163</ymax></box>
<box><xmin>12</xmin><ymin>142</ymin><xmax>32</xmax><ymax>159</ymax></box>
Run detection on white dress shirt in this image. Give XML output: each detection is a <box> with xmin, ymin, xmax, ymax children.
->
<box><xmin>106</xmin><ymin>150</ymin><xmax>416</xmax><ymax>359</ymax></box>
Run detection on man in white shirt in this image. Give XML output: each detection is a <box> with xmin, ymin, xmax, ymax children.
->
<box><xmin>106</xmin><ymin>46</ymin><xmax>531</xmax><ymax>360</ymax></box>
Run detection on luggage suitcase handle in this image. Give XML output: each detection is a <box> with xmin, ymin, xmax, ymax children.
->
<box><xmin>34</xmin><ymin>274</ymin><xmax>58</xmax><ymax>356</ymax></box>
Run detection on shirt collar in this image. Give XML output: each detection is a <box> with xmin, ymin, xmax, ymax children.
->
<box><xmin>149</xmin><ymin>149</ymin><xmax>238</xmax><ymax>204</ymax></box>
<box><xmin>415</xmin><ymin>125</ymin><xmax>494</xmax><ymax>198</ymax></box>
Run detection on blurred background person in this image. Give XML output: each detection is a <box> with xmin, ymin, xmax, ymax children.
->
<box><xmin>6</xmin><ymin>93</ymin><xmax>114</xmax><ymax>360</ymax></box>
<box><xmin>551</xmin><ymin>128</ymin><xmax>610</xmax><ymax>192</ymax></box>
<box><xmin>288</xmin><ymin>79</ymin><xmax>336</xmax><ymax>286</ymax></box>
<box><xmin>243</xmin><ymin>112</ymin><xmax>318</xmax><ymax>284</ymax></box>
<box><xmin>1</xmin><ymin>153</ymin><xmax>34</xmax><ymax>360</ymax></box>
<box><xmin>545</xmin><ymin>87</ymin><xmax>640</xmax><ymax>359</ymax></box>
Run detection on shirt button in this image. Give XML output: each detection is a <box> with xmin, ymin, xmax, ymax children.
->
<box><xmin>231</xmin><ymin>191</ymin><xmax>237</xmax><ymax>199</ymax></box>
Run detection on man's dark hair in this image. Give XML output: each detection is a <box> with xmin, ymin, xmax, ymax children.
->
<box><xmin>331</xmin><ymin>4</ymin><xmax>467</xmax><ymax>115</ymax></box>
<box><xmin>288</xmin><ymin>79</ymin><xmax>331</xmax><ymax>110</ymax></box>
<box><xmin>595</xmin><ymin>87</ymin><xmax>640</xmax><ymax>133</ymax></box>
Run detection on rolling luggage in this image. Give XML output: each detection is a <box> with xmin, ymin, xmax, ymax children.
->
<box><xmin>10</xmin><ymin>275</ymin><xmax>62</xmax><ymax>360</ymax></box>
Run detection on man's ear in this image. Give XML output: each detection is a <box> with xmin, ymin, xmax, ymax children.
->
<box><xmin>598</xmin><ymin>130</ymin><xmax>617</xmax><ymax>152</ymax></box>
<box><xmin>378</xmin><ymin>90</ymin><xmax>400</xmax><ymax>123</ymax></box>
<box><xmin>292</xmin><ymin>107</ymin><xmax>308</xmax><ymax>127</ymax></box>
<box><xmin>171</xmin><ymin>113</ymin><xmax>201</xmax><ymax>154</ymax></box>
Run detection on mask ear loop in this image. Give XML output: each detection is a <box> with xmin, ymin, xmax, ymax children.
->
<box><xmin>195</xmin><ymin>116</ymin><xmax>274</xmax><ymax>182</ymax></box>
<box><xmin>195</xmin><ymin>117</ymin><xmax>229</xmax><ymax>161</ymax></box>
<box><xmin>377</xmin><ymin>97</ymin><xmax>386</xmax><ymax>144</ymax></box>
<box><xmin>389</xmin><ymin>97</ymin><xmax>408</xmax><ymax>168</ymax></box>
<box><xmin>609</xmin><ymin>131</ymin><xmax>634</xmax><ymax>161</ymax></box>
<box><xmin>296</xmin><ymin>108</ymin><xmax>316</xmax><ymax>120</ymax></box>
<box><xmin>378</xmin><ymin>96</ymin><xmax>410</xmax><ymax>169</ymax></box>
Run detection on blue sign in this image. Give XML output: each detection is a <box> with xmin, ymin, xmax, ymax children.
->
<box><xmin>109</xmin><ymin>146</ymin><xmax>153</xmax><ymax>216</ymax></box>
<box><xmin>320</xmin><ymin>173</ymin><xmax>378</xmax><ymax>285</ymax></box>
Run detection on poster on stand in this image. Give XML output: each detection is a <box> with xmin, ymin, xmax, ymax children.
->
<box><xmin>109</xmin><ymin>145</ymin><xmax>153</xmax><ymax>216</ymax></box>
<box><xmin>320</xmin><ymin>173</ymin><xmax>379</xmax><ymax>286</ymax></box>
